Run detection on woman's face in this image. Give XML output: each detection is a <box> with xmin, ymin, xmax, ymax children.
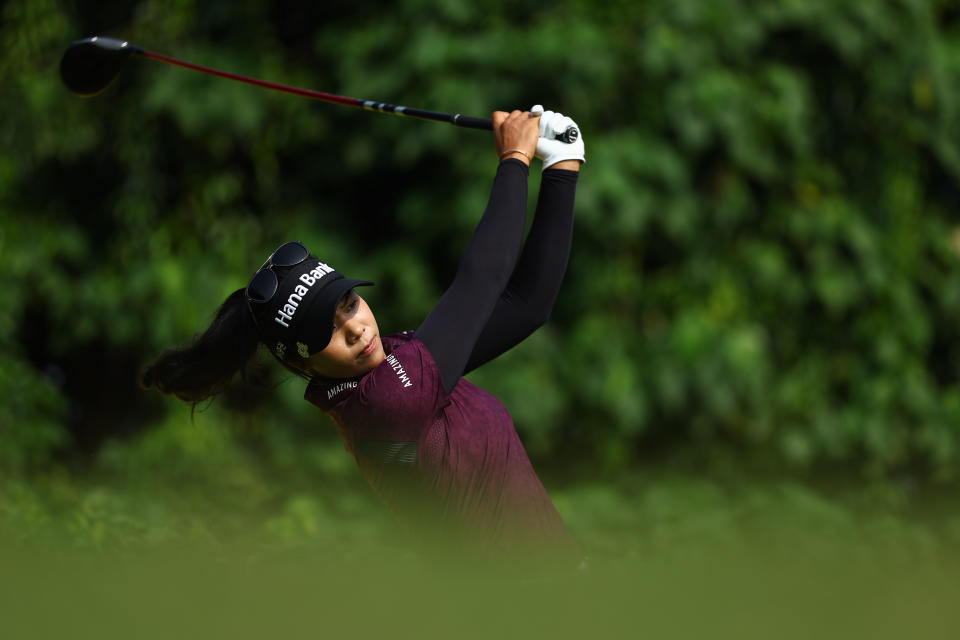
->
<box><xmin>306</xmin><ymin>290</ymin><xmax>385</xmax><ymax>379</ymax></box>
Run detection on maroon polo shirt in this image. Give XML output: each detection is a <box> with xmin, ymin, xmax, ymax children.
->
<box><xmin>304</xmin><ymin>332</ymin><xmax>578</xmax><ymax>561</ymax></box>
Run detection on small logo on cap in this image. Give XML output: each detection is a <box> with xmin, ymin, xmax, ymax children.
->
<box><xmin>297</xmin><ymin>342</ymin><xmax>310</xmax><ymax>358</ymax></box>
<box><xmin>275</xmin><ymin>342</ymin><xmax>286</xmax><ymax>358</ymax></box>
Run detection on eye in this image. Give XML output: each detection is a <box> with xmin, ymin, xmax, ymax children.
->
<box><xmin>331</xmin><ymin>295</ymin><xmax>359</xmax><ymax>332</ymax></box>
<box><xmin>339</xmin><ymin>293</ymin><xmax>358</xmax><ymax>312</ymax></box>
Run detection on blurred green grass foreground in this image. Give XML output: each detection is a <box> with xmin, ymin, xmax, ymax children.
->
<box><xmin>3</xmin><ymin>403</ymin><xmax>960</xmax><ymax>638</ymax></box>
<box><xmin>3</xmin><ymin>444</ymin><xmax>960</xmax><ymax>639</ymax></box>
<box><xmin>4</xmin><ymin>0</ymin><xmax>960</xmax><ymax>633</ymax></box>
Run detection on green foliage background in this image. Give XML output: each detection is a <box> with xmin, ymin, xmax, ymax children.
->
<box><xmin>3</xmin><ymin>0</ymin><xmax>960</xmax><ymax>564</ymax></box>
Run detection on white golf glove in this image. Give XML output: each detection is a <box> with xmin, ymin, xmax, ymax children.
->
<box><xmin>531</xmin><ymin>104</ymin><xmax>585</xmax><ymax>170</ymax></box>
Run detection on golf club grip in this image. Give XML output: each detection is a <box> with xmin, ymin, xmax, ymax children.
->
<box><xmin>451</xmin><ymin>115</ymin><xmax>580</xmax><ymax>144</ymax></box>
<box><xmin>451</xmin><ymin>114</ymin><xmax>494</xmax><ymax>130</ymax></box>
<box><xmin>399</xmin><ymin>108</ymin><xmax>579</xmax><ymax>143</ymax></box>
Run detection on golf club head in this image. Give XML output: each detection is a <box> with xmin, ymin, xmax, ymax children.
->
<box><xmin>60</xmin><ymin>36</ymin><xmax>143</xmax><ymax>97</ymax></box>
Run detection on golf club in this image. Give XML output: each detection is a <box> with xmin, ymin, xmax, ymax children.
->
<box><xmin>60</xmin><ymin>36</ymin><xmax>580</xmax><ymax>143</ymax></box>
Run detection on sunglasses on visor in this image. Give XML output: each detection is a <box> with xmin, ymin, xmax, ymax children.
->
<box><xmin>245</xmin><ymin>241</ymin><xmax>311</xmax><ymax>304</ymax></box>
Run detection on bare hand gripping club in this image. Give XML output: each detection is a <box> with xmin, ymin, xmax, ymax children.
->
<box><xmin>60</xmin><ymin>37</ymin><xmax>580</xmax><ymax>143</ymax></box>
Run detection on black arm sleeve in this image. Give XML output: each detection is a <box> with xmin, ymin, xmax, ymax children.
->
<box><xmin>461</xmin><ymin>167</ymin><xmax>579</xmax><ymax>374</ymax></box>
<box><xmin>416</xmin><ymin>159</ymin><xmax>529</xmax><ymax>393</ymax></box>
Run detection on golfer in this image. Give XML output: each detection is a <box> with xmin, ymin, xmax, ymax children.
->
<box><xmin>142</xmin><ymin>107</ymin><xmax>584</xmax><ymax>563</ymax></box>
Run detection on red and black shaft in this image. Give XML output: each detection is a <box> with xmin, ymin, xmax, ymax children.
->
<box><xmin>60</xmin><ymin>37</ymin><xmax>575</xmax><ymax>139</ymax></box>
<box><xmin>141</xmin><ymin>46</ymin><xmax>493</xmax><ymax>131</ymax></box>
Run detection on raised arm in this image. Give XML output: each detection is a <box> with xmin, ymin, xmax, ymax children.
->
<box><xmin>462</xmin><ymin>163</ymin><xmax>579</xmax><ymax>374</ymax></box>
<box><xmin>463</xmin><ymin>109</ymin><xmax>585</xmax><ymax>373</ymax></box>
<box><xmin>416</xmin><ymin>109</ymin><xmax>541</xmax><ymax>393</ymax></box>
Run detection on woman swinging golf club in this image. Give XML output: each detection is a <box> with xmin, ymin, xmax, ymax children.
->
<box><xmin>142</xmin><ymin>107</ymin><xmax>585</xmax><ymax>564</ymax></box>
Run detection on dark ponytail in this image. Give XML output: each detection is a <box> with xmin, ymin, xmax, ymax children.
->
<box><xmin>140</xmin><ymin>288</ymin><xmax>261</xmax><ymax>404</ymax></box>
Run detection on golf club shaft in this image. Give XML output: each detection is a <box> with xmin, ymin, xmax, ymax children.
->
<box><xmin>139</xmin><ymin>49</ymin><xmax>494</xmax><ymax>131</ymax></box>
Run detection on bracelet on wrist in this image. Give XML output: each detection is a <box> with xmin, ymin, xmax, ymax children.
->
<box><xmin>498</xmin><ymin>148</ymin><xmax>530</xmax><ymax>161</ymax></box>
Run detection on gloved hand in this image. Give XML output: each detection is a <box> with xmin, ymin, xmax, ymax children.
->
<box><xmin>530</xmin><ymin>104</ymin><xmax>585</xmax><ymax>170</ymax></box>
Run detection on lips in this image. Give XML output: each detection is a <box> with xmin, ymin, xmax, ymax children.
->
<box><xmin>359</xmin><ymin>335</ymin><xmax>378</xmax><ymax>358</ymax></box>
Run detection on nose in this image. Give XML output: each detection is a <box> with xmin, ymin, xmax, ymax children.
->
<box><xmin>342</xmin><ymin>318</ymin><xmax>365</xmax><ymax>344</ymax></box>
